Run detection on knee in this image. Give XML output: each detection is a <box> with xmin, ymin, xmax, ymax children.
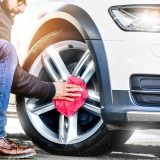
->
<box><xmin>0</xmin><ymin>40</ymin><xmax>17</xmax><ymax>63</ymax></box>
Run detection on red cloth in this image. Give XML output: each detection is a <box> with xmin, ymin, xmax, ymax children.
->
<box><xmin>52</xmin><ymin>76</ymin><xmax>88</xmax><ymax>118</ymax></box>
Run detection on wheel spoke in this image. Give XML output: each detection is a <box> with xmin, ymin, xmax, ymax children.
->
<box><xmin>88</xmin><ymin>89</ymin><xmax>100</xmax><ymax>103</ymax></box>
<box><xmin>42</xmin><ymin>51</ymin><xmax>60</xmax><ymax>81</ymax></box>
<box><xmin>81</xmin><ymin>60</ymin><xmax>95</xmax><ymax>84</ymax></box>
<box><xmin>59</xmin><ymin>113</ymin><xmax>78</xmax><ymax>143</ymax></box>
<box><xmin>26</xmin><ymin>102</ymin><xmax>55</xmax><ymax>115</ymax></box>
<box><xmin>43</xmin><ymin>46</ymin><xmax>71</xmax><ymax>81</ymax></box>
<box><xmin>82</xmin><ymin>89</ymin><xmax>101</xmax><ymax>117</ymax></box>
<box><xmin>59</xmin><ymin>115</ymin><xmax>65</xmax><ymax>143</ymax></box>
<box><xmin>83</xmin><ymin>103</ymin><xmax>101</xmax><ymax>117</ymax></box>
<box><xmin>72</xmin><ymin>49</ymin><xmax>90</xmax><ymax>77</ymax></box>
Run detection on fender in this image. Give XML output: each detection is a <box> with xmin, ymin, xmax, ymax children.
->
<box><xmin>59</xmin><ymin>5</ymin><xmax>112</xmax><ymax>121</ymax></box>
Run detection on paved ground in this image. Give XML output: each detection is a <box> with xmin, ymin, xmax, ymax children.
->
<box><xmin>6</xmin><ymin>104</ymin><xmax>160</xmax><ymax>160</ymax></box>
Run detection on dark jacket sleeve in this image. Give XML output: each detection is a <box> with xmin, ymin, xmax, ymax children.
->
<box><xmin>11</xmin><ymin>64</ymin><xmax>56</xmax><ymax>100</ymax></box>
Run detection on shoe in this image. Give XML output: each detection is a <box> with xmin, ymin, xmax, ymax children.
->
<box><xmin>0</xmin><ymin>137</ymin><xmax>36</xmax><ymax>159</ymax></box>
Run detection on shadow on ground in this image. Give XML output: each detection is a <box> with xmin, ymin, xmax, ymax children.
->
<box><xmin>105</xmin><ymin>144</ymin><xmax>160</xmax><ymax>159</ymax></box>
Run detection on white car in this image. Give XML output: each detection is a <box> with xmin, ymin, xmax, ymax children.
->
<box><xmin>14</xmin><ymin>0</ymin><xmax>160</xmax><ymax>156</ymax></box>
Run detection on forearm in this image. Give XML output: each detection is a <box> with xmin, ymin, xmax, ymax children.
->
<box><xmin>11</xmin><ymin>64</ymin><xmax>55</xmax><ymax>100</ymax></box>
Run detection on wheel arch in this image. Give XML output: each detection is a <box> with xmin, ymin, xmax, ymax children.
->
<box><xmin>23</xmin><ymin>4</ymin><xmax>112</xmax><ymax>121</ymax></box>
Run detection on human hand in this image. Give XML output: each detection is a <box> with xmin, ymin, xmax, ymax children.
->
<box><xmin>53</xmin><ymin>82</ymin><xmax>83</xmax><ymax>101</ymax></box>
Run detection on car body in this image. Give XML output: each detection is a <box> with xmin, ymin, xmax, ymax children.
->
<box><xmin>13</xmin><ymin>0</ymin><xmax>160</xmax><ymax>156</ymax></box>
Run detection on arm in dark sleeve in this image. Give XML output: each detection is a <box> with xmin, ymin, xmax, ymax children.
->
<box><xmin>11</xmin><ymin>64</ymin><xmax>56</xmax><ymax>100</ymax></box>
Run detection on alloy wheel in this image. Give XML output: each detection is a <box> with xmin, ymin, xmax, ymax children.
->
<box><xmin>25</xmin><ymin>40</ymin><xmax>103</xmax><ymax>144</ymax></box>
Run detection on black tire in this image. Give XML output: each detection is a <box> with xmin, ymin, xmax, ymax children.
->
<box><xmin>16</xmin><ymin>31</ymin><xmax>133</xmax><ymax>156</ymax></box>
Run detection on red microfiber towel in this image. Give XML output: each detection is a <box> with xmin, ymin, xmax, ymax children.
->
<box><xmin>52</xmin><ymin>76</ymin><xmax>88</xmax><ymax>118</ymax></box>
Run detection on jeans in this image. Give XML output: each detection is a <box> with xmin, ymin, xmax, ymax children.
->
<box><xmin>0</xmin><ymin>39</ymin><xmax>17</xmax><ymax>138</ymax></box>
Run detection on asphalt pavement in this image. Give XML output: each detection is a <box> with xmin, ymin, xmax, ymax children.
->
<box><xmin>6</xmin><ymin>104</ymin><xmax>160</xmax><ymax>160</ymax></box>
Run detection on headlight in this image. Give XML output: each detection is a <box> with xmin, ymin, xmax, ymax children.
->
<box><xmin>109</xmin><ymin>5</ymin><xmax>160</xmax><ymax>32</ymax></box>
